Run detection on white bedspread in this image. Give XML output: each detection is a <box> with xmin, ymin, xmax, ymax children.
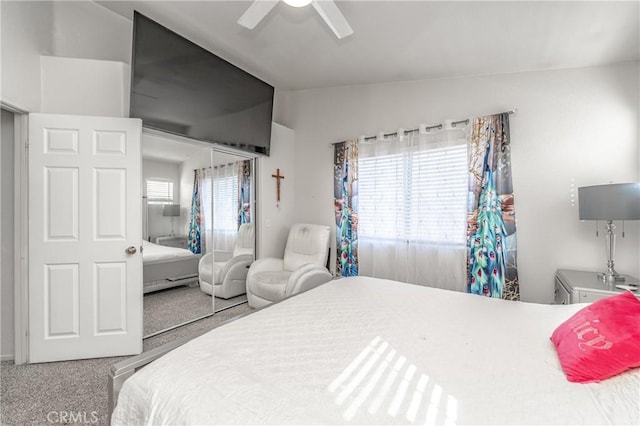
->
<box><xmin>142</xmin><ymin>240</ymin><xmax>196</xmax><ymax>265</ymax></box>
<box><xmin>112</xmin><ymin>276</ymin><xmax>640</xmax><ymax>425</ymax></box>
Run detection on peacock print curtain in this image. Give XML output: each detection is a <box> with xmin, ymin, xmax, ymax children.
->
<box><xmin>334</xmin><ymin>140</ymin><xmax>359</xmax><ymax>277</ymax></box>
<box><xmin>467</xmin><ymin>113</ymin><xmax>519</xmax><ymax>300</ymax></box>
<box><xmin>187</xmin><ymin>169</ymin><xmax>203</xmax><ymax>254</ymax></box>
<box><xmin>238</xmin><ymin>160</ymin><xmax>252</xmax><ymax>226</ymax></box>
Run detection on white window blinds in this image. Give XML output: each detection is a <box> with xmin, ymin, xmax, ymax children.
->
<box><xmin>146</xmin><ymin>179</ymin><xmax>174</xmax><ymax>204</ymax></box>
<box><xmin>358</xmin><ymin>143</ymin><xmax>467</xmax><ymax>245</ymax></box>
<box><xmin>211</xmin><ymin>169</ymin><xmax>238</xmax><ymax>232</ymax></box>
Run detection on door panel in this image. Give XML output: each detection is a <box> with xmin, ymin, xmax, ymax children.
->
<box><xmin>94</xmin><ymin>168</ymin><xmax>126</xmax><ymax>239</ymax></box>
<box><xmin>94</xmin><ymin>262</ymin><xmax>127</xmax><ymax>334</ymax></box>
<box><xmin>44</xmin><ymin>128</ymin><xmax>79</xmax><ymax>154</ymax></box>
<box><xmin>45</xmin><ymin>167</ymin><xmax>79</xmax><ymax>240</ymax></box>
<box><xmin>44</xmin><ymin>263</ymin><xmax>79</xmax><ymax>337</ymax></box>
<box><xmin>28</xmin><ymin>113</ymin><xmax>142</xmax><ymax>363</ymax></box>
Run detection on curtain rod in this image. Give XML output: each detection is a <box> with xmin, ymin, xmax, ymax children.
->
<box><xmin>194</xmin><ymin>162</ymin><xmax>239</xmax><ymax>172</ymax></box>
<box><xmin>330</xmin><ymin>109</ymin><xmax>517</xmax><ymax>146</ymax></box>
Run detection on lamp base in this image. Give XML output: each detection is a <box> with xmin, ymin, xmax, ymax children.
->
<box><xmin>597</xmin><ymin>272</ymin><xmax>626</xmax><ymax>284</ymax></box>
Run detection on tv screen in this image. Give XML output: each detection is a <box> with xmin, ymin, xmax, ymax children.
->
<box><xmin>131</xmin><ymin>12</ymin><xmax>273</xmax><ymax>156</ymax></box>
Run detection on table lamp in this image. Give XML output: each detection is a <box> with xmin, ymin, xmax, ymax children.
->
<box><xmin>163</xmin><ymin>204</ymin><xmax>181</xmax><ymax>236</ymax></box>
<box><xmin>578</xmin><ymin>182</ymin><xmax>640</xmax><ymax>283</ymax></box>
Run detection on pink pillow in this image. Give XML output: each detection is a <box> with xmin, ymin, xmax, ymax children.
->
<box><xmin>550</xmin><ymin>291</ymin><xmax>640</xmax><ymax>383</ymax></box>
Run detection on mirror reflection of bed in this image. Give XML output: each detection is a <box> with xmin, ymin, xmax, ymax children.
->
<box><xmin>141</xmin><ymin>131</ymin><xmax>254</xmax><ymax>338</ymax></box>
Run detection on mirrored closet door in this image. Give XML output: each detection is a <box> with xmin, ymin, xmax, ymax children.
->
<box><xmin>141</xmin><ymin>130</ymin><xmax>256</xmax><ymax>338</ymax></box>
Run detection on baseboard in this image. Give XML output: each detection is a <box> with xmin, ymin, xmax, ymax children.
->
<box><xmin>1</xmin><ymin>353</ymin><xmax>15</xmax><ymax>362</ymax></box>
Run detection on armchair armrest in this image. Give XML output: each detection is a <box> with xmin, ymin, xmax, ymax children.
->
<box><xmin>220</xmin><ymin>253</ymin><xmax>254</xmax><ymax>280</ymax></box>
<box><xmin>198</xmin><ymin>252</ymin><xmax>213</xmax><ymax>270</ymax></box>
<box><xmin>285</xmin><ymin>263</ymin><xmax>332</xmax><ymax>296</ymax></box>
<box><xmin>247</xmin><ymin>257</ymin><xmax>285</xmax><ymax>279</ymax></box>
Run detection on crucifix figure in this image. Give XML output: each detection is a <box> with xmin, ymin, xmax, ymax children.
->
<box><xmin>271</xmin><ymin>168</ymin><xmax>285</xmax><ymax>206</ymax></box>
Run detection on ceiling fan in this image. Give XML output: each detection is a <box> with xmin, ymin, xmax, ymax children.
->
<box><xmin>238</xmin><ymin>0</ymin><xmax>353</xmax><ymax>39</ymax></box>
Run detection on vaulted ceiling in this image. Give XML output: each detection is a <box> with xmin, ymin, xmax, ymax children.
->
<box><xmin>97</xmin><ymin>1</ymin><xmax>639</xmax><ymax>91</ymax></box>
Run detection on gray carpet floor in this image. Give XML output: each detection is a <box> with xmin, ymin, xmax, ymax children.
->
<box><xmin>0</xmin><ymin>302</ymin><xmax>253</xmax><ymax>426</ymax></box>
<box><xmin>143</xmin><ymin>283</ymin><xmax>248</xmax><ymax>336</ymax></box>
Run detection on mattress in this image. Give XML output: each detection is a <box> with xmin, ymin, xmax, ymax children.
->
<box><xmin>112</xmin><ymin>276</ymin><xmax>640</xmax><ymax>425</ymax></box>
<box><xmin>142</xmin><ymin>240</ymin><xmax>196</xmax><ymax>265</ymax></box>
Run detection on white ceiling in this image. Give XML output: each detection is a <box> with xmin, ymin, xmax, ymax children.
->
<box><xmin>98</xmin><ymin>0</ymin><xmax>639</xmax><ymax>91</ymax></box>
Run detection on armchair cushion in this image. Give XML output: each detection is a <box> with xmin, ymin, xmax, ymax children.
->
<box><xmin>249</xmin><ymin>271</ymin><xmax>293</xmax><ymax>302</ymax></box>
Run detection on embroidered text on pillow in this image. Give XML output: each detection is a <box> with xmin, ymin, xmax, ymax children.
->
<box><xmin>569</xmin><ymin>318</ymin><xmax>613</xmax><ymax>351</ymax></box>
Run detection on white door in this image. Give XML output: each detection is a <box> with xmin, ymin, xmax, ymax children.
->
<box><xmin>28</xmin><ymin>113</ymin><xmax>143</xmax><ymax>363</ymax></box>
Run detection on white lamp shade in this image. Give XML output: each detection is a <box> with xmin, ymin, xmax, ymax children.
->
<box><xmin>578</xmin><ymin>183</ymin><xmax>640</xmax><ymax>220</ymax></box>
<box><xmin>162</xmin><ymin>204</ymin><xmax>181</xmax><ymax>217</ymax></box>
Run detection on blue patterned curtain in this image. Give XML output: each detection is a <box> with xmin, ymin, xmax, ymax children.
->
<box><xmin>238</xmin><ymin>160</ymin><xmax>251</xmax><ymax>226</ymax></box>
<box><xmin>334</xmin><ymin>140</ymin><xmax>359</xmax><ymax>276</ymax></box>
<box><xmin>467</xmin><ymin>113</ymin><xmax>519</xmax><ymax>300</ymax></box>
<box><xmin>187</xmin><ymin>170</ymin><xmax>203</xmax><ymax>254</ymax></box>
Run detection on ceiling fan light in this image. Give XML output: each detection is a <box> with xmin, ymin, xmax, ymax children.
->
<box><xmin>283</xmin><ymin>0</ymin><xmax>313</xmax><ymax>7</ymax></box>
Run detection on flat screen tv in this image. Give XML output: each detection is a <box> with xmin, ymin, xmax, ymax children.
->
<box><xmin>130</xmin><ymin>12</ymin><xmax>273</xmax><ymax>156</ymax></box>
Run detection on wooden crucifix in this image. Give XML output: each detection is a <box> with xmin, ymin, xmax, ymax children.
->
<box><xmin>271</xmin><ymin>168</ymin><xmax>285</xmax><ymax>205</ymax></box>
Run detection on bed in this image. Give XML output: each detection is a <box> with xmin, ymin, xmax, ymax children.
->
<box><xmin>142</xmin><ymin>241</ymin><xmax>201</xmax><ymax>294</ymax></box>
<box><xmin>110</xmin><ymin>276</ymin><xmax>640</xmax><ymax>425</ymax></box>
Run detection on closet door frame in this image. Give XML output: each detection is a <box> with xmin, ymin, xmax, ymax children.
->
<box><xmin>3</xmin><ymin>101</ymin><xmax>29</xmax><ymax>365</ymax></box>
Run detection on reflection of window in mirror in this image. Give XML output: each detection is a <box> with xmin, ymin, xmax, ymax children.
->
<box><xmin>146</xmin><ymin>179</ymin><xmax>174</xmax><ymax>204</ymax></box>
<box><xmin>208</xmin><ymin>163</ymin><xmax>241</xmax><ymax>252</ymax></box>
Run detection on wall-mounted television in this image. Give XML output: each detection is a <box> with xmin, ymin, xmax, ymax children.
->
<box><xmin>130</xmin><ymin>12</ymin><xmax>274</xmax><ymax>156</ymax></box>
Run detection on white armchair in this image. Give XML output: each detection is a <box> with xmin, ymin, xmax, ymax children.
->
<box><xmin>246</xmin><ymin>223</ymin><xmax>332</xmax><ymax>308</ymax></box>
<box><xmin>199</xmin><ymin>223</ymin><xmax>254</xmax><ymax>299</ymax></box>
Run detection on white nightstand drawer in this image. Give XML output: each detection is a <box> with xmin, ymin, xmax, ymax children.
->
<box><xmin>578</xmin><ymin>291</ymin><xmax>610</xmax><ymax>303</ymax></box>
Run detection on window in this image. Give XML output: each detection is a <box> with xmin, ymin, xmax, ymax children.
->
<box><xmin>358</xmin><ymin>143</ymin><xmax>467</xmax><ymax>245</ymax></box>
<box><xmin>209</xmin><ymin>173</ymin><xmax>238</xmax><ymax>232</ymax></box>
<box><xmin>146</xmin><ymin>179</ymin><xmax>174</xmax><ymax>204</ymax></box>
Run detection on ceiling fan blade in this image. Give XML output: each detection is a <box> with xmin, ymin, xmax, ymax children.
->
<box><xmin>311</xmin><ymin>0</ymin><xmax>353</xmax><ymax>39</ymax></box>
<box><xmin>237</xmin><ymin>0</ymin><xmax>279</xmax><ymax>30</ymax></box>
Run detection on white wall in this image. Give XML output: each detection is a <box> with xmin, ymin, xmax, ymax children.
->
<box><xmin>256</xmin><ymin>123</ymin><xmax>296</xmax><ymax>259</ymax></box>
<box><xmin>1</xmin><ymin>109</ymin><xmax>15</xmax><ymax>360</ymax></box>
<box><xmin>41</xmin><ymin>56</ymin><xmax>130</xmax><ymax>117</ymax></box>
<box><xmin>50</xmin><ymin>0</ymin><xmax>131</xmax><ymax>65</ymax></box>
<box><xmin>0</xmin><ymin>1</ymin><xmax>53</xmax><ymax>111</ymax></box>
<box><xmin>143</xmin><ymin>159</ymin><xmax>181</xmax><ymax>239</ymax></box>
<box><xmin>275</xmin><ymin>62</ymin><xmax>640</xmax><ymax>303</ymax></box>
<box><xmin>0</xmin><ymin>1</ymin><xmax>131</xmax><ymax>112</ymax></box>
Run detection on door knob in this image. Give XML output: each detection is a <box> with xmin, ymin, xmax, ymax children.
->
<box><xmin>125</xmin><ymin>246</ymin><xmax>137</xmax><ymax>255</ymax></box>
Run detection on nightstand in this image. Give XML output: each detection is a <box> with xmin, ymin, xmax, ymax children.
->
<box><xmin>554</xmin><ymin>269</ymin><xmax>640</xmax><ymax>304</ymax></box>
<box><xmin>155</xmin><ymin>235</ymin><xmax>188</xmax><ymax>249</ymax></box>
